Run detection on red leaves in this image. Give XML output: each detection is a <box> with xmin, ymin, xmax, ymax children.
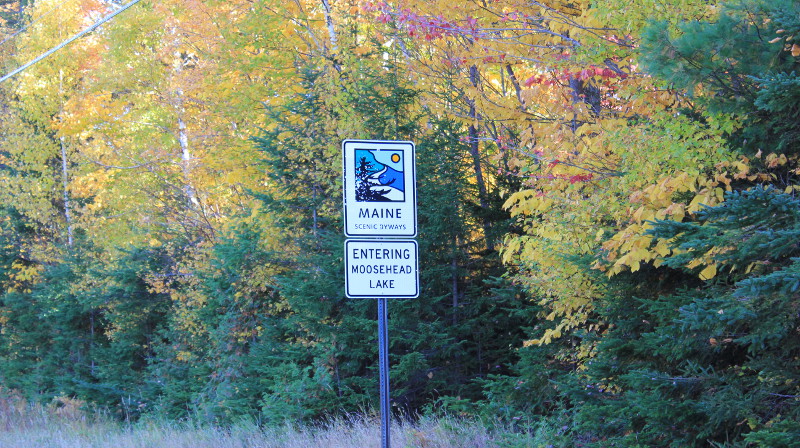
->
<box><xmin>366</xmin><ymin>3</ymin><xmax>484</xmax><ymax>42</ymax></box>
<box><xmin>482</xmin><ymin>53</ymin><xmax>506</xmax><ymax>63</ymax></box>
<box><xmin>528</xmin><ymin>171</ymin><xmax>595</xmax><ymax>184</ymax></box>
<box><xmin>542</xmin><ymin>160</ymin><xmax>595</xmax><ymax>184</ymax></box>
<box><xmin>524</xmin><ymin>75</ymin><xmax>556</xmax><ymax>87</ymax></box>
<box><xmin>524</xmin><ymin>75</ymin><xmax>543</xmax><ymax>87</ymax></box>
<box><xmin>524</xmin><ymin>65</ymin><xmax>627</xmax><ymax>87</ymax></box>
<box><xmin>569</xmin><ymin>173</ymin><xmax>594</xmax><ymax>184</ymax></box>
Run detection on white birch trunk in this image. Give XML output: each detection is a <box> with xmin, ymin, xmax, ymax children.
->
<box><xmin>60</xmin><ymin>136</ymin><xmax>73</xmax><ymax>247</ymax></box>
<box><xmin>176</xmin><ymin>103</ymin><xmax>197</xmax><ymax>207</ymax></box>
<box><xmin>59</xmin><ymin>68</ymin><xmax>73</xmax><ymax>247</ymax></box>
<box><xmin>321</xmin><ymin>0</ymin><xmax>339</xmax><ymax>56</ymax></box>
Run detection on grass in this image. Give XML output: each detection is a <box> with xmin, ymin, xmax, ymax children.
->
<box><xmin>0</xmin><ymin>390</ymin><xmax>542</xmax><ymax>447</ymax></box>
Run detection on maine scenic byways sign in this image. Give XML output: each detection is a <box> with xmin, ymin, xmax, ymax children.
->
<box><xmin>342</xmin><ymin>140</ymin><xmax>417</xmax><ymax>238</ymax></box>
<box><xmin>345</xmin><ymin>239</ymin><xmax>419</xmax><ymax>298</ymax></box>
<box><xmin>342</xmin><ymin>139</ymin><xmax>419</xmax><ymax>300</ymax></box>
<box><xmin>342</xmin><ymin>139</ymin><xmax>419</xmax><ymax>448</ymax></box>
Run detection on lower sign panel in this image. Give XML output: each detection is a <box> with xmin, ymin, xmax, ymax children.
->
<box><xmin>345</xmin><ymin>240</ymin><xmax>419</xmax><ymax>298</ymax></box>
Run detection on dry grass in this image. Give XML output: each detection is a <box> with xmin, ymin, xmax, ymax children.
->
<box><xmin>0</xmin><ymin>390</ymin><xmax>523</xmax><ymax>448</ymax></box>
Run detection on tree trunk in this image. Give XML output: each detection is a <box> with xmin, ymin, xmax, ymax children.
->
<box><xmin>467</xmin><ymin>65</ymin><xmax>493</xmax><ymax>250</ymax></box>
<box><xmin>452</xmin><ymin>249</ymin><xmax>459</xmax><ymax>325</ymax></box>
<box><xmin>176</xmin><ymin>110</ymin><xmax>197</xmax><ymax>207</ymax></box>
<box><xmin>321</xmin><ymin>0</ymin><xmax>340</xmax><ymax>70</ymax></box>
<box><xmin>59</xmin><ymin>69</ymin><xmax>73</xmax><ymax>247</ymax></box>
<box><xmin>60</xmin><ymin>136</ymin><xmax>73</xmax><ymax>247</ymax></box>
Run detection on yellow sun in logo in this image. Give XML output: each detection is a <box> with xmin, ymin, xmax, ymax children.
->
<box><xmin>391</xmin><ymin>153</ymin><xmax>401</xmax><ymax>163</ymax></box>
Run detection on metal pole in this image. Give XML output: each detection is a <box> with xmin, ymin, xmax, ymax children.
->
<box><xmin>377</xmin><ymin>297</ymin><xmax>391</xmax><ymax>448</ymax></box>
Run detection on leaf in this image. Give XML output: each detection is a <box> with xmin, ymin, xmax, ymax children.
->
<box><xmin>699</xmin><ymin>263</ymin><xmax>717</xmax><ymax>280</ymax></box>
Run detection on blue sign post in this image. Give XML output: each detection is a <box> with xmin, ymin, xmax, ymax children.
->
<box><xmin>343</xmin><ymin>139</ymin><xmax>419</xmax><ymax>448</ymax></box>
<box><xmin>378</xmin><ymin>297</ymin><xmax>390</xmax><ymax>447</ymax></box>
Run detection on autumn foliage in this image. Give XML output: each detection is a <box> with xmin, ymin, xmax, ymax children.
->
<box><xmin>1</xmin><ymin>0</ymin><xmax>799</xmax><ymax>445</ymax></box>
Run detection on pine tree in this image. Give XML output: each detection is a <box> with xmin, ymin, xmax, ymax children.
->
<box><xmin>641</xmin><ymin>0</ymin><xmax>800</xmax><ymax>155</ymax></box>
<box><xmin>558</xmin><ymin>187</ymin><xmax>800</xmax><ymax>447</ymax></box>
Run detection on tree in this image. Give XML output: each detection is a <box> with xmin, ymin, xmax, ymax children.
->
<box><xmin>641</xmin><ymin>0</ymin><xmax>800</xmax><ymax>155</ymax></box>
<box><xmin>57</xmin><ymin>0</ymin><xmax>269</xmax><ymax>247</ymax></box>
<box><xmin>556</xmin><ymin>187</ymin><xmax>800</xmax><ymax>447</ymax></box>
<box><xmin>493</xmin><ymin>1</ymin><xmax>800</xmax><ymax>444</ymax></box>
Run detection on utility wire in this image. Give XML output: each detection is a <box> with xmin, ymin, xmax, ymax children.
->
<box><xmin>0</xmin><ymin>0</ymin><xmax>142</xmax><ymax>84</ymax></box>
<box><xmin>0</xmin><ymin>0</ymin><xmax>75</xmax><ymax>49</ymax></box>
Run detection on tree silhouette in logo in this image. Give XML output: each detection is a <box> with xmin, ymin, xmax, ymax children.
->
<box><xmin>355</xmin><ymin>157</ymin><xmax>393</xmax><ymax>202</ymax></box>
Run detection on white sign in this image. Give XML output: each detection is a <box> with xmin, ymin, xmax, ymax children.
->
<box><xmin>343</xmin><ymin>140</ymin><xmax>417</xmax><ymax>238</ymax></box>
<box><xmin>345</xmin><ymin>240</ymin><xmax>419</xmax><ymax>298</ymax></box>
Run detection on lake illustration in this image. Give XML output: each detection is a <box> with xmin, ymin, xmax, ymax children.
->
<box><xmin>354</xmin><ymin>148</ymin><xmax>405</xmax><ymax>202</ymax></box>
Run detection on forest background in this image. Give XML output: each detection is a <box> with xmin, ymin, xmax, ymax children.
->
<box><xmin>0</xmin><ymin>0</ymin><xmax>799</xmax><ymax>446</ymax></box>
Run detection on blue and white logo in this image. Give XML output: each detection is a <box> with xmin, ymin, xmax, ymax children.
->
<box><xmin>354</xmin><ymin>149</ymin><xmax>405</xmax><ymax>202</ymax></box>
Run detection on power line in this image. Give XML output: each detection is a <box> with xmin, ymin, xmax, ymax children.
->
<box><xmin>0</xmin><ymin>0</ymin><xmax>143</xmax><ymax>84</ymax></box>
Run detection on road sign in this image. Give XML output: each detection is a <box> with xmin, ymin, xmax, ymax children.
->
<box><xmin>345</xmin><ymin>239</ymin><xmax>419</xmax><ymax>298</ymax></box>
<box><xmin>342</xmin><ymin>140</ymin><xmax>417</xmax><ymax>238</ymax></box>
<box><xmin>343</xmin><ymin>140</ymin><xmax>419</xmax><ymax>448</ymax></box>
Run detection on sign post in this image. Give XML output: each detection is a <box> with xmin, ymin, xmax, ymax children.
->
<box><xmin>342</xmin><ymin>139</ymin><xmax>418</xmax><ymax>448</ymax></box>
<box><xmin>377</xmin><ymin>297</ymin><xmax>390</xmax><ymax>447</ymax></box>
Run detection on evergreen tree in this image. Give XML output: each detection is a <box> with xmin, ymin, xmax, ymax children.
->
<box><xmin>0</xmin><ymin>238</ymin><xmax>172</xmax><ymax>418</ymax></box>
<box><xmin>484</xmin><ymin>1</ymin><xmax>800</xmax><ymax>445</ymax></box>
<box><xmin>238</xmin><ymin>60</ymin><xmax>529</xmax><ymax>420</ymax></box>
<box><xmin>642</xmin><ymin>0</ymin><xmax>800</xmax><ymax>154</ymax></box>
<box><xmin>557</xmin><ymin>187</ymin><xmax>800</xmax><ymax>447</ymax></box>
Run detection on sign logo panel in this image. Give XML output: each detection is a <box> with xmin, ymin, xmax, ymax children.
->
<box><xmin>355</xmin><ymin>148</ymin><xmax>406</xmax><ymax>202</ymax></box>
